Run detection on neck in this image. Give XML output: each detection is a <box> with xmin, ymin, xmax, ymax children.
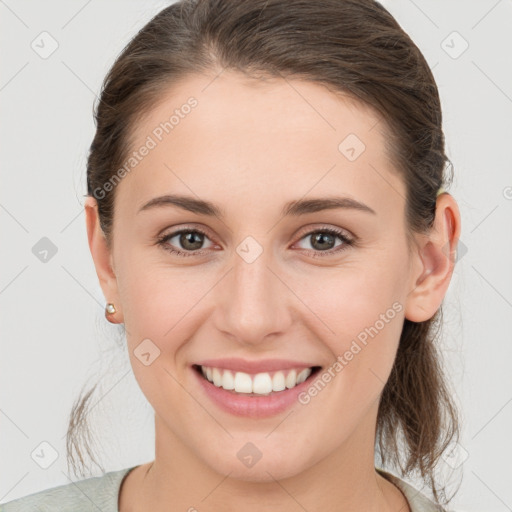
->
<box><xmin>120</xmin><ymin>413</ymin><xmax>410</xmax><ymax>512</ymax></box>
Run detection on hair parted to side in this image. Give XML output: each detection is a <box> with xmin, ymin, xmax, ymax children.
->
<box><xmin>72</xmin><ymin>0</ymin><xmax>460</xmax><ymax>506</ymax></box>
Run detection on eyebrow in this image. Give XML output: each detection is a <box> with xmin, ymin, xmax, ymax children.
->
<box><xmin>137</xmin><ymin>194</ymin><xmax>377</xmax><ymax>218</ymax></box>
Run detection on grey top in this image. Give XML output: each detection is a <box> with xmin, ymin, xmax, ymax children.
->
<box><xmin>0</xmin><ymin>466</ymin><xmax>446</xmax><ymax>511</ymax></box>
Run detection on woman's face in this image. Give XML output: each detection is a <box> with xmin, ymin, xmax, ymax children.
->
<box><xmin>88</xmin><ymin>71</ymin><xmax>436</xmax><ymax>481</ymax></box>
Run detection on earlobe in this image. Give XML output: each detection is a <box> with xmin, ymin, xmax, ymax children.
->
<box><xmin>84</xmin><ymin>196</ymin><xmax>122</xmax><ymax>320</ymax></box>
<box><xmin>404</xmin><ymin>193</ymin><xmax>461</xmax><ymax>323</ymax></box>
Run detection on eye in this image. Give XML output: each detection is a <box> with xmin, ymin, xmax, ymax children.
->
<box><xmin>156</xmin><ymin>225</ymin><xmax>355</xmax><ymax>258</ymax></box>
<box><xmin>293</xmin><ymin>226</ymin><xmax>355</xmax><ymax>257</ymax></box>
<box><xmin>156</xmin><ymin>227</ymin><xmax>215</xmax><ymax>257</ymax></box>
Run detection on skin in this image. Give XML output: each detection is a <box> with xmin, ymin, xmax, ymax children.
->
<box><xmin>85</xmin><ymin>70</ymin><xmax>461</xmax><ymax>512</ymax></box>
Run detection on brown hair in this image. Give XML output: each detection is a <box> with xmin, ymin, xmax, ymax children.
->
<box><xmin>72</xmin><ymin>0</ymin><xmax>460</xmax><ymax>506</ymax></box>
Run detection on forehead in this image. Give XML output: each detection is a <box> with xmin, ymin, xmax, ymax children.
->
<box><xmin>135</xmin><ymin>70</ymin><xmax>384</xmax><ymax>142</ymax></box>
<box><xmin>120</xmin><ymin>71</ymin><xmax>405</xmax><ymax>219</ymax></box>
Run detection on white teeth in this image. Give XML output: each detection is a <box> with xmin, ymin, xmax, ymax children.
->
<box><xmin>199</xmin><ymin>366</ymin><xmax>313</xmax><ymax>394</ymax></box>
<box><xmin>285</xmin><ymin>369</ymin><xmax>297</xmax><ymax>389</ymax></box>
<box><xmin>253</xmin><ymin>373</ymin><xmax>273</xmax><ymax>394</ymax></box>
<box><xmin>296</xmin><ymin>368</ymin><xmax>310</xmax><ymax>384</ymax></box>
<box><xmin>272</xmin><ymin>371</ymin><xmax>286</xmax><ymax>391</ymax></box>
<box><xmin>222</xmin><ymin>370</ymin><xmax>235</xmax><ymax>390</ymax></box>
<box><xmin>234</xmin><ymin>372</ymin><xmax>253</xmax><ymax>393</ymax></box>
<box><xmin>212</xmin><ymin>368</ymin><xmax>222</xmax><ymax>387</ymax></box>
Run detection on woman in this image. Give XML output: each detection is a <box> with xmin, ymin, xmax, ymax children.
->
<box><xmin>0</xmin><ymin>0</ymin><xmax>462</xmax><ymax>510</ymax></box>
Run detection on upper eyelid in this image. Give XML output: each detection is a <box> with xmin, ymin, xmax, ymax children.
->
<box><xmin>296</xmin><ymin>225</ymin><xmax>353</xmax><ymax>240</ymax></box>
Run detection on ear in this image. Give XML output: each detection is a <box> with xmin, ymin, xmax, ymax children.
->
<box><xmin>404</xmin><ymin>192</ymin><xmax>462</xmax><ymax>322</ymax></box>
<box><xmin>84</xmin><ymin>196</ymin><xmax>123</xmax><ymax>322</ymax></box>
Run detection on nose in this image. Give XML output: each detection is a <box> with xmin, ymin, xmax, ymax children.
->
<box><xmin>212</xmin><ymin>244</ymin><xmax>294</xmax><ymax>346</ymax></box>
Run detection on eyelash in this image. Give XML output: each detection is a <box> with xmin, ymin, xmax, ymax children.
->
<box><xmin>156</xmin><ymin>226</ymin><xmax>355</xmax><ymax>259</ymax></box>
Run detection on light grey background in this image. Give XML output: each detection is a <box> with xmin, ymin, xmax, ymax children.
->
<box><xmin>1</xmin><ymin>1</ymin><xmax>511</xmax><ymax>510</ymax></box>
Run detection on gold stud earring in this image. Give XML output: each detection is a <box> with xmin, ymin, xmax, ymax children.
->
<box><xmin>105</xmin><ymin>302</ymin><xmax>121</xmax><ymax>323</ymax></box>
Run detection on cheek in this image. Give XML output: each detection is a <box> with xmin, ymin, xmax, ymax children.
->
<box><xmin>300</xmin><ymin>259</ymin><xmax>404</xmax><ymax>339</ymax></box>
<box><xmin>115</xmin><ymin>243</ymin><xmax>207</xmax><ymax>335</ymax></box>
<box><xmin>297</xmin><ymin>261</ymin><xmax>405</xmax><ymax>392</ymax></box>
<box><xmin>290</xmin><ymin>285</ymin><xmax>404</xmax><ymax>461</ymax></box>
<box><xmin>115</xmin><ymin>257</ymin><xmax>217</xmax><ymax>402</ymax></box>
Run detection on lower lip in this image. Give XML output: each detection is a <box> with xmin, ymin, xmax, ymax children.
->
<box><xmin>192</xmin><ymin>366</ymin><xmax>320</xmax><ymax>418</ymax></box>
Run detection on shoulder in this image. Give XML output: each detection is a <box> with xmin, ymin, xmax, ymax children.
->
<box><xmin>376</xmin><ymin>467</ymin><xmax>449</xmax><ymax>512</ymax></box>
<box><xmin>0</xmin><ymin>466</ymin><xmax>136</xmax><ymax>512</ymax></box>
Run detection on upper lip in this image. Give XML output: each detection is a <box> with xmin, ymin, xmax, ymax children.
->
<box><xmin>194</xmin><ymin>358</ymin><xmax>319</xmax><ymax>374</ymax></box>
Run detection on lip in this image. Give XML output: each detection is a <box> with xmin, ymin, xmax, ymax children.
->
<box><xmin>194</xmin><ymin>357</ymin><xmax>316</xmax><ymax>374</ymax></box>
<box><xmin>191</xmin><ymin>364</ymin><xmax>321</xmax><ymax>418</ymax></box>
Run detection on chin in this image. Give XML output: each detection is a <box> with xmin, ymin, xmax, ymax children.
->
<box><xmin>198</xmin><ymin>441</ymin><xmax>313</xmax><ymax>483</ymax></box>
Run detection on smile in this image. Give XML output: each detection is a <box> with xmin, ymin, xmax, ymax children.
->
<box><xmin>191</xmin><ymin>362</ymin><xmax>323</xmax><ymax>418</ymax></box>
<box><xmin>197</xmin><ymin>365</ymin><xmax>318</xmax><ymax>395</ymax></box>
